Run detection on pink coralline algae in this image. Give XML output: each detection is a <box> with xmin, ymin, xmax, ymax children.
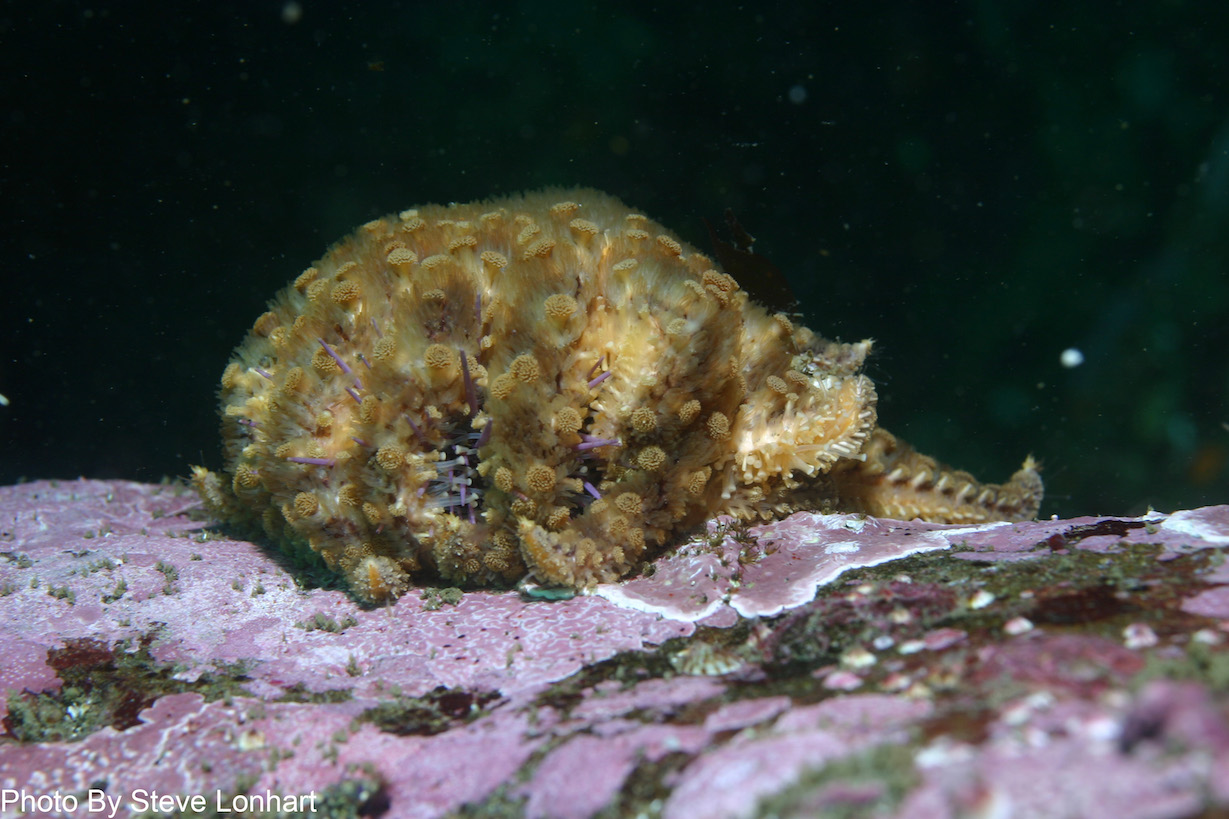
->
<box><xmin>3</xmin><ymin>479</ymin><xmax>1229</xmax><ymax>817</ymax></box>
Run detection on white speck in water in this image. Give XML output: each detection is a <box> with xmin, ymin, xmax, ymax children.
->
<box><xmin>1060</xmin><ymin>347</ymin><xmax>1085</xmax><ymax>368</ymax></box>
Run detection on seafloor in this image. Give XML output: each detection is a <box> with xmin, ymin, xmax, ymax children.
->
<box><xmin>2</xmin><ymin>479</ymin><xmax>1228</xmax><ymax>818</ymax></box>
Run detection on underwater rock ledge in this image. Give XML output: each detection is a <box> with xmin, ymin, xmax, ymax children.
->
<box><xmin>1</xmin><ymin>478</ymin><xmax>1228</xmax><ymax>818</ymax></box>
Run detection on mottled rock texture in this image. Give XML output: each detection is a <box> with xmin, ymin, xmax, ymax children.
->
<box><xmin>2</xmin><ymin>479</ymin><xmax>1228</xmax><ymax>818</ymax></box>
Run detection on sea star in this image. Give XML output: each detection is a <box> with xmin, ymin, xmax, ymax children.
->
<box><xmin>192</xmin><ymin>188</ymin><xmax>1042</xmax><ymax>601</ymax></box>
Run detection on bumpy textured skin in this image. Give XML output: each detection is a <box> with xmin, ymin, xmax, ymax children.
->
<box><xmin>192</xmin><ymin>189</ymin><xmax>1042</xmax><ymax>601</ymax></box>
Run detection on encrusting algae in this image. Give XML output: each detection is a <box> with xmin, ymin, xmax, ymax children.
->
<box><xmin>192</xmin><ymin>188</ymin><xmax>1042</xmax><ymax>602</ymax></box>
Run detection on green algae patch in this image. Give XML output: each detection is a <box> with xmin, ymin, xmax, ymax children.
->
<box><xmin>744</xmin><ymin>527</ymin><xmax>1229</xmax><ymax>715</ymax></box>
<box><xmin>308</xmin><ymin>775</ymin><xmax>391</xmax><ymax>819</ymax></box>
<box><xmin>273</xmin><ymin>682</ymin><xmax>353</xmax><ymax>705</ymax></box>
<box><xmin>766</xmin><ymin>578</ymin><xmax>959</xmax><ymax>673</ymax></box>
<box><xmin>1135</xmin><ymin>640</ymin><xmax>1229</xmax><ymax>695</ymax></box>
<box><xmin>3</xmin><ymin>635</ymin><xmax>251</xmax><ymax>743</ymax></box>
<box><xmin>295</xmin><ymin>612</ymin><xmax>359</xmax><ymax>633</ymax></box>
<box><xmin>817</xmin><ymin>533</ymin><xmax>1223</xmax><ymax>644</ymax></box>
<box><xmin>131</xmin><ymin>774</ymin><xmax>390</xmax><ymax>819</ymax></box>
<box><xmin>528</xmin><ymin>644</ymin><xmax>681</xmax><ymax>720</ymax></box>
<box><xmin>421</xmin><ymin>586</ymin><xmax>465</xmax><ymax>610</ymax></box>
<box><xmin>355</xmin><ymin>686</ymin><xmax>500</xmax><ymax>736</ymax></box>
<box><xmin>755</xmin><ymin>742</ymin><xmax>920</xmax><ymax>819</ymax></box>
<box><xmin>594</xmin><ymin>751</ymin><xmax>694</xmax><ymax>819</ymax></box>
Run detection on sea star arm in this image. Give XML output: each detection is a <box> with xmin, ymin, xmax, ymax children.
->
<box><xmin>828</xmin><ymin>428</ymin><xmax>1043</xmax><ymax>524</ymax></box>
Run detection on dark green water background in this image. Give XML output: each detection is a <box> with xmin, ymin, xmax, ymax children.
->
<box><xmin>3</xmin><ymin>2</ymin><xmax>1226</xmax><ymax>519</ymax></box>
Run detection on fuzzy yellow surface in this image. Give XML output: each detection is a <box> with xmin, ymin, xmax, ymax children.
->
<box><xmin>194</xmin><ymin>188</ymin><xmax>1041</xmax><ymax>601</ymax></box>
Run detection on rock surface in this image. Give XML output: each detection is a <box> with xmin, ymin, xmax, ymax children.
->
<box><xmin>1</xmin><ymin>479</ymin><xmax>1228</xmax><ymax>818</ymax></box>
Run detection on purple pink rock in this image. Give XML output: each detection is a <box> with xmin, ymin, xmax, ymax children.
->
<box><xmin>2</xmin><ymin>479</ymin><xmax>1228</xmax><ymax>817</ymax></box>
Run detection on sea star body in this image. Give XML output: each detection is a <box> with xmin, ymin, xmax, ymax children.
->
<box><xmin>193</xmin><ymin>188</ymin><xmax>1042</xmax><ymax>601</ymax></box>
